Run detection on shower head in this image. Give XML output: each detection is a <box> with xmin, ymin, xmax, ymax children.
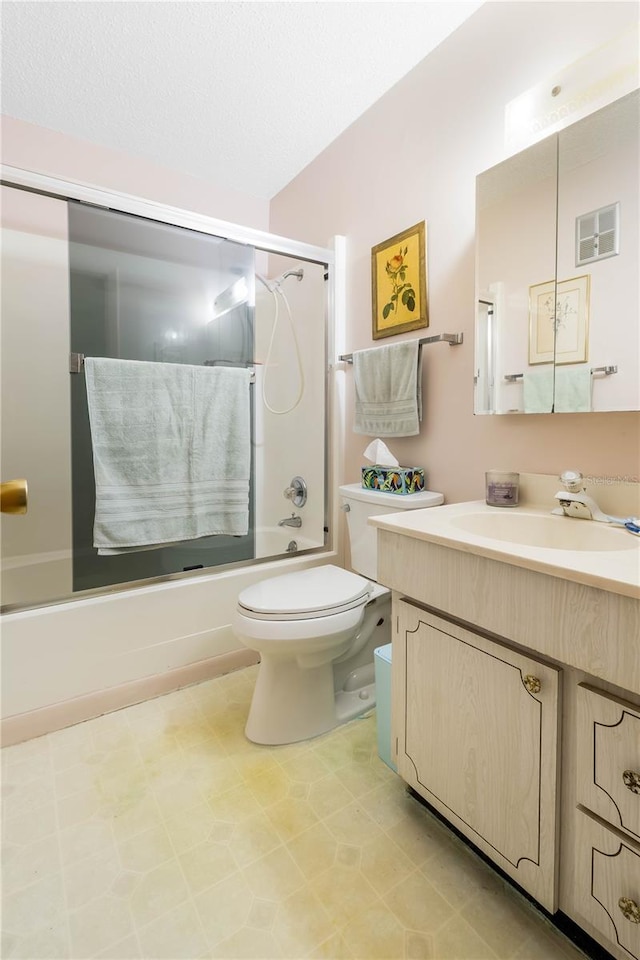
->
<box><xmin>256</xmin><ymin>268</ymin><xmax>304</xmax><ymax>292</ymax></box>
<box><xmin>278</xmin><ymin>268</ymin><xmax>304</xmax><ymax>284</ymax></box>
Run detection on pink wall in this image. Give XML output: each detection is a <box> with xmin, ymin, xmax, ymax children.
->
<box><xmin>1</xmin><ymin>115</ymin><xmax>269</xmax><ymax>231</ymax></box>
<box><xmin>269</xmin><ymin>2</ymin><xmax>640</xmax><ymax>504</ymax></box>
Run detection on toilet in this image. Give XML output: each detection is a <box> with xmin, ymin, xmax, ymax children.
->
<box><xmin>232</xmin><ymin>483</ymin><xmax>444</xmax><ymax>744</ymax></box>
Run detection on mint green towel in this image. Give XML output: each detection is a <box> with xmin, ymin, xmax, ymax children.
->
<box><xmin>353</xmin><ymin>340</ymin><xmax>422</xmax><ymax>436</ymax></box>
<box><xmin>554</xmin><ymin>367</ymin><xmax>592</xmax><ymax>413</ymax></box>
<box><xmin>84</xmin><ymin>359</ymin><xmax>251</xmax><ymax>554</ymax></box>
<box><xmin>523</xmin><ymin>368</ymin><xmax>554</xmax><ymax>414</ymax></box>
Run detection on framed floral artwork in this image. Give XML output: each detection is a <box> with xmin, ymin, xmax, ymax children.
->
<box><xmin>371</xmin><ymin>221</ymin><xmax>428</xmax><ymax>340</ymax></box>
<box><xmin>528</xmin><ymin>274</ymin><xmax>590</xmax><ymax>365</ymax></box>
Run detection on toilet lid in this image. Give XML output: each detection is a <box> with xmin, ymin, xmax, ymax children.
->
<box><xmin>238</xmin><ymin>564</ymin><xmax>373</xmax><ymax>619</ymax></box>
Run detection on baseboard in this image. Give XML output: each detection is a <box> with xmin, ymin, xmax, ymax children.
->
<box><xmin>1</xmin><ymin>648</ymin><xmax>259</xmax><ymax>747</ymax></box>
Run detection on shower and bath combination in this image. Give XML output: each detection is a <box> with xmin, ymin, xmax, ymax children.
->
<box><xmin>256</xmin><ymin>268</ymin><xmax>305</xmax><ymax>415</ymax></box>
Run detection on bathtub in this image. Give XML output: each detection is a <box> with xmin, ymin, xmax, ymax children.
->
<box><xmin>1</xmin><ymin>545</ymin><xmax>335</xmax><ymax>745</ymax></box>
<box><xmin>1</xmin><ymin>549</ymin><xmax>73</xmax><ymax>608</ymax></box>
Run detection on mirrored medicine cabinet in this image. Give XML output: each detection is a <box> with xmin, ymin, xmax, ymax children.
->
<box><xmin>474</xmin><ymin>88</ymin><xmax>639</xmax><ymax>415</ymax></box>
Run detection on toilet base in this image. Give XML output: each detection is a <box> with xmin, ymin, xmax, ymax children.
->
<box><xmin>243</xmin><ymin>597</ymin><xmax>390</xmax><ymax>746</ymax></box>
<box><xmin>245</xmin><ymin>655</ymin><xmax>334</xmax><ymax>745</ymax></box>
<box><xmin>245</xmin><ymin>655</ymin><xmax>377</xmax><ymax>745</ymax></box>
<box><xmin>335</xmin><ymin>680</ymin><xmax>376</xmax><ymax>724</ymax></box>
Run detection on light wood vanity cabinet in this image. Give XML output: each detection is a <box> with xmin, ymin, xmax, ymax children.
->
<box><xmin>376</xmin><ymin>525</ymin><xmax>640</xmax><ymax>960</ymax></box>
<box><xmin>393</xmin><ymin>600</ymin><xmax>560</xmax><ymax>912</ymax></box>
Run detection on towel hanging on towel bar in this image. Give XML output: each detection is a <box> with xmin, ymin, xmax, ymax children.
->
<box><xmin>352</xmin><ymin>340</ymin><xmax>422</xmax><ymax>437</ymax></box>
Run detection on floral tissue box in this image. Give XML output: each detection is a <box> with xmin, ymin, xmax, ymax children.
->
<box><xmin>361</xmin><ymin>465</ymin><xmax>425</xmax><ymax>495</ymax></box>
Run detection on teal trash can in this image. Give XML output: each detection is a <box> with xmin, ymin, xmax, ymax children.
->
<box><xmin>374</xmin><ymin>643</ymin><xmax>396</xmax><ymax>772</ymax></box>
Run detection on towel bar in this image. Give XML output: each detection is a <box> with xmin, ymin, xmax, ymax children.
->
<box><xmin>69</xmin><ymin>353</ymin><xmax>257</xmax><ymax>382</ymax></box>
<box><xmin>504</xmin><ymin>365</ymin><xmax>618</xmax><ymax>382</ymax></box>
<box><xmin>338</xmin><ymin>332</ymin><xmax>463</xmax><ymax>363</ymax></box>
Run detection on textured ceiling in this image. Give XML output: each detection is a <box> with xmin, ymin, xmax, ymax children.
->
<box><xmin>0</xmin><ymin>1</ymin><xmax>482</xmax><ymax>200</ymax></box>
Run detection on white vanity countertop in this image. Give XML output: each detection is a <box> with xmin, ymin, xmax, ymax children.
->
<box><xmin>370</xmin><ymin>500</ymin><xmax>640</xmax><ymax>600</ymax></box>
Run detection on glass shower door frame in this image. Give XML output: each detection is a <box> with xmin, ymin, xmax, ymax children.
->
<box><xmin>1</xmin><ymin>163</ymin><xmax>344</xmax><ymax>611</ymax></box>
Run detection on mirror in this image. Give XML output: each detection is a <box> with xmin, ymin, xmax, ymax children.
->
<box><xmin>475</xmin><ymin>88</ymin><xmax>639</xmax><ymax>415</ymax></box>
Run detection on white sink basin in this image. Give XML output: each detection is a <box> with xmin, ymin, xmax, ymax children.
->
<box><xmin>449</xmin><ymin>512</ymin><xmax>638</xmax><ymax>552</ymax></box>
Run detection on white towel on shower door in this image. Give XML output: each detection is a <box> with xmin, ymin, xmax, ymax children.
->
<box><xmin>84</xmin><ymin>358</ymin><xmax>251</xmax><ymax>554</ymax></box>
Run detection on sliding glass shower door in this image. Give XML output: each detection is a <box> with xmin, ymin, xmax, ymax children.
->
<box><xmin>68</xmin><ymin>203</ymin><xmax>256</xmax><ymax>591</ymax></box>
<box><xmin>2</xmin><ymin>184</ymin><xmax>329</xmax><ymax>611</ymax></box>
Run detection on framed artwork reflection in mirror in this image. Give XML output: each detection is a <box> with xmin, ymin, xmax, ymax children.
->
<box><xmin>529</xmin><ymin>274</ymin><xmax>590</xmax><ymax>365</ymax></box>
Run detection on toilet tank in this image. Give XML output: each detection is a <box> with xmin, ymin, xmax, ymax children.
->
<box><xmin>338</xmin><ymin>483</ymin><xmax>444</xmax><ymax>580</ymax></box>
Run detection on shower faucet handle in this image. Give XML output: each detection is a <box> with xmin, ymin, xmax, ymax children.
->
<box><xmin>283</xmin><ymin>476</ymin><xmax>307</xmax><ymax>507</ymax></box>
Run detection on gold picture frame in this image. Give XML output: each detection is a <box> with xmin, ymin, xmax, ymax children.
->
<box><xmin>371</xmin><ymin>221</ymin><xmax>428</xmax><ymax>340</ymax></box>
<box><xmin>528</xmin><ymin>274</ymin><xmax>590</xmax><ymax>365</ymax></box>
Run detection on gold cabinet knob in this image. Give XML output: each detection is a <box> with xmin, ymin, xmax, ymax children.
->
<box><xmin>618</xmin><ymin>897</ymin><xmax>640</xmax><ymax>924</ymax></box>
<box><xmin>523</xmin><ymin>674</ymin><xmax>541</xmax><ymax>695</ymax></box>
<box><xmin>622</xmin><ymin>770</ymin><xmax>640</xmax><ymax>795</ymax></box>
<box><xmin>0</xmin><ymin>479</ymin><xmax>28</xmax><ymax>515</ymax></box>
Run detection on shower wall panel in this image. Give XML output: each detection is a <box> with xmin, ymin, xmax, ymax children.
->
<box><xmin>254</xmin><ymin>256</ymin><xmax>327</xmax><ymax>557</ymax></box>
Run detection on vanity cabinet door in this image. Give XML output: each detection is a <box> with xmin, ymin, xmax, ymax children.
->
<box><xmin>577</xmin><ymin>683</ymin><xmax>640</xmax><ymax>842</ymax></box>
<box><xmin>393</xmin><ymin>599</ymin><xmax>560</xmax><ymax>911</ymax></box>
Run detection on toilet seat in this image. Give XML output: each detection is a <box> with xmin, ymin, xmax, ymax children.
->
<box><xmin>237</xmin><ymin>564</ymin><xmax>373</xmax><ymax>621</ymax></box>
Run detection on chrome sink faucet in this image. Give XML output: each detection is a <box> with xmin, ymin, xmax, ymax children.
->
<box><xmin>552</xmin><ymin>470</ymin><xmax>611</xmax><ymax>521</ymax></box>
<box><xmin>551</xmin><ymin>471</ymin><xmax>640</xmax><ymax>534</ymax></box>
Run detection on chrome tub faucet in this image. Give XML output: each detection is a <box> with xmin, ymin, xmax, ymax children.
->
<box><xmin>278</xmin><ymin>513</ymin><xmax>302</xmax><ymax>528</ymax></box>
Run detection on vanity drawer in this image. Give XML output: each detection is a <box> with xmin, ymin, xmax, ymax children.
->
<box><xmin>577</xmin><ymin>683</ymin><xmax>640</xmax><ymax>841</ymax></box>
<box><xmin>573</xmin><ymin>808</ymin><xmax>640</xmax><ymax>960</ymax></box>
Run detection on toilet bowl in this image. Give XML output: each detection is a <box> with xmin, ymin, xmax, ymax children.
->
<box><xmin>234</xmin><ymin>565</ymin><xmax>389</xmax><ymax>744</ymax></box>
<box><xmin>233</xmin><ymin>483</ymin><xmax>444</xmax><ymax>745</ymax></box>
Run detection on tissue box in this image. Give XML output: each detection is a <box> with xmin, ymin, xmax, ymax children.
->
<box><xmin>361</xmin><ymin>465</ymin><xmax>425</xmax><ymax>495</ymax></box>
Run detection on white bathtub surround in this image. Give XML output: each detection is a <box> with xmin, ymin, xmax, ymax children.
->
<box><xmin>1</xmin><ymin>648</ymin><xmax>258</xmax><ymax>748</ymax></box>
<box><xmin>252</xmin><ymin>265</ymin><xmax>327</xmax><ymax>560</ymax></box>
<box><xmin>0</xmin><ymin>553</ymin><xmax>333</xmax><ymax>746</ymax></box>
